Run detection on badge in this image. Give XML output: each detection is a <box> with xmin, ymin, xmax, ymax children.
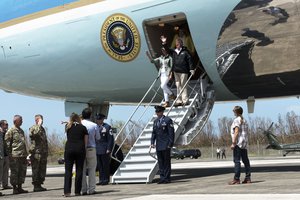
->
<box><xmin>101</xmin><ymin>13</ymin><xmax>141</xmax><ymax>62</ymax></box>
<box><xmin>102</xmin><ymin>127</ymin><xmax>106</xmax><ymax>132</ymax></box>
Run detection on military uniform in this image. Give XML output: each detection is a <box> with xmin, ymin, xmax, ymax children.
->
<box><xmin>151</xmin><ymin>113</ymin><xmax>175</xmax><ymax>183</ymax></box>
<box><xmin>5</xmin><ymin>126</ymin><xmax>28</xmax><ymax>190</ymax></box>
<box><xmin>96</xmin><ymin>122</ymin><xmax>114</xmax><ymax>185</ymax></box>
<box><xmin>29</xmin><ymin>124</ymin><xmax>48</xmax><ymax>191</ymax></box>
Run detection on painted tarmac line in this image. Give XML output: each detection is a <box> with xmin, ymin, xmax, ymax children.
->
<box><xmin>121</xmin><ymin>194</ymin><xmax>300</xmax><ymax>200</ymax></box>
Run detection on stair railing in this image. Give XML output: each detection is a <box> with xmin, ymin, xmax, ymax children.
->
<box><xmin>111</xmin><ymin>76</ymin><xmax>162</xmax><ymax>163</ymax></box>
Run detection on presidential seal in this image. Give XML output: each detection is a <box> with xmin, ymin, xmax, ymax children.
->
<box><xmin>101</xmin><ymin>13</ymin><xmax>140</xmax><ymax>62</ymax></box>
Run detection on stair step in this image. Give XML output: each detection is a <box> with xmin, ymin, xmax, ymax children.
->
<box><xmin>138</xmin><ymin>135</ymin><xmax>151</xmax><ymax>140</ymax></box>
<box><xmin>113</xmin><ymin>176</ymin><xmax>148</xmax><ymax>183</ymax></box>
<box><xmin>129</xmin><ymin>151</ymin><xmax>152</xmax><ymax>156</ymax></box>
<box><xmin>119</xmin><ymin>167</ymin><xmax>152</xmax><ymax>171</ymax></box>
<box><xmin>113</xmin><ymin>174</ymin><xmax>149</xmax><ymax>178</ymax></box>
<box><xmin>124</xmin><ymin>159</ymin><xmax>156</xmax><ymax>164</ymax></box>
<box><xmin>126</xmin><ymin>155</ymin><xmax>155</xmax><ymax>161</ymax></box>
<box><xmin>134</xmin><ymin>143</ymin><xmax>150</xmax><ymax>148</ymax></box>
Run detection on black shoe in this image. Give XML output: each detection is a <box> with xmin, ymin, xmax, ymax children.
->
<box><xmin>13</xmin><ymin>188</ymin><xmax>20</xmax><ymax>194</ymax></box>
<box><xmin>33</xmin><ymin>185</ymin><xmax>47</xmax><ymax>192</ymax></box>
<box><xmin>96</xmin><ymin>182</ymin><xmax>102</xmax><ymax>186</ymax></box>
<box><xmin>75</xmin><ymin>193</ymin><xmax>81</xmax><ymax>196</ymax></box>
<box><xmin>164</xmin><ymin>180</ymin><xmax>171</xmax><ymax>184</ymax></box>
<box><xmin>3</xmin><ymin>185</ymin><xmax>13</xmax><ymax>190</ymax></box>
<box><xmin>183</xmin><ymin>102</ymin><xmax>189</xmax><ymax>106</ymax></box>
<box><xmin>174</xmin><ymin>102</ymin><xmax>182</xmax><ymax>107</ymax></box>
<box><xmin>18</xmin><ymin>188</ymin><xmax>28</xmax><ymax>194</ymax></box>
<box><xmin>82</xmin><ymin>192</ymin><xmax>88</xmax><ymax>195</ymax></box>
<box><xmin>101</xmin><ymin>182</ymin><xmax>109</xmax><ymax>186</ymax></box>
<box><xmin>157</xmin><ymin>180</ymin><xmax>164</xmax><ymax>184</ymax></box>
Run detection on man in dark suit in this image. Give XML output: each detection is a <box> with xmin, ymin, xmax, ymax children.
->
<box><xmin>95</xmin><ymin>114</ymin><xmax>114</xmax><ymax>185</ymax></box>
<box><xmin>150</xmin><ymin>106</ymin><xmax>175</xmax><ymax>184</ymax></box>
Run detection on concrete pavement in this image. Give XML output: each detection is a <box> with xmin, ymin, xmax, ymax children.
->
<box><xmin>1</xmin><ymin>156</ymin><xmax>299</xmax><ymax>199</ymax></box>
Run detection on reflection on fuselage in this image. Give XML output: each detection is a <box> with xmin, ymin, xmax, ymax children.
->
<box><xmin>216</xmin><ymin>0</ymin><xmax>300</xmax><ymax>99</ymax></box>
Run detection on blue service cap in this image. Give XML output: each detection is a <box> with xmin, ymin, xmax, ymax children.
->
<box><xmin>155</xmin><ymin>105</ymin><xmax>165</xmax><ymax>112</ymax></box>
<box><xmin>96</xmin><ymin>113</ymin><xmax>106</xmax><ymax>120</ymax></box>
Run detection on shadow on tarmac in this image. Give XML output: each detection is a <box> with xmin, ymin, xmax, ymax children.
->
<box><xmin>168</xmin><ymin>165</ymin><xmax>300</xmax><ymax>183</ymax></box>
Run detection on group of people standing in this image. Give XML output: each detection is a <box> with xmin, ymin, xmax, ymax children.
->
<box><xmin>63</xmin><ymin>108</ymin><xmax>114</xmax><ymax>197</ymax></box>
<box><xmin>0</xmin><ymin>114</ymin><xmax>48</xmax><ymax>196</ymax></box>
<box><xmin>0</xmin><ymin>108</ymin><xmax>114</xmax><ymax>197</ymax></box>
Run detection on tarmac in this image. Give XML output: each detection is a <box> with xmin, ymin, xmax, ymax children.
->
<box><xmin>1</xmin><ymin>156</ymin><xmax>299</xmax><ymax>199</ymax></box>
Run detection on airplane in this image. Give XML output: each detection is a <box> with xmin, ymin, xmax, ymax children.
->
<box><xmin>1</xmin><ymin>0</ymin><xmax>299</xmax><ymax>117</ymax></box>
<box><xmin>263</xmin><ymin>123</ymin><xmax>300</xmax><ymax>156</ymax></box>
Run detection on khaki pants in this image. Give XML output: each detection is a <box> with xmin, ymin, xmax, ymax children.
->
<box><xmin>174</xmin><ymin>72</ymin><xmax>188</xmax><ymax>103</ymax></box>
<box><xmin>82</xmin><ymin>148</ymin><xmax>97</xmax><ymax>194</ymax></box>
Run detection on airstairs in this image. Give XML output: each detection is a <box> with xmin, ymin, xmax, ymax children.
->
<box><xmin>111</xmin><ymin>72</ymin><xmax>215</xmax><ymax>184</ymax></box>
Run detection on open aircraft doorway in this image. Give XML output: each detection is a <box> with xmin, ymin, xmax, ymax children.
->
<box><xmin>143</xmin><ymin>13</ymin><xmax>204</xmax><ymax>80</ymax></box>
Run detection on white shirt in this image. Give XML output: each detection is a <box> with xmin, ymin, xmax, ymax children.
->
<box><xmin>175</xmin><ymin>48</ymin><xmax>182</xmax><ymax>55</ymax></box>
<box><xmin>230</xmin><ymin>116</ymin><xmax>248</xmax><ymax>149</ymax></box>
<box><xmin>81</xmin><ymin>119</ymin><xmax>100</xmax><ymax>148</ymax></box>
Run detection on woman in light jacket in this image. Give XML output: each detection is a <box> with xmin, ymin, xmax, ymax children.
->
<box><xmin>147</xmin><ymin>47</ymin><xmax>176</xmax><ymax>107</ymax></box>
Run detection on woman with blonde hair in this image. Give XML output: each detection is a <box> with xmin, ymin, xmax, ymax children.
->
<box><xmin>229</xmin><ymin>106</ymin><xmax>251</xmax><ymax>185</ymax></box>
<box><xmin>63</xmin><ymin>113</ymin><xmax>88</xmax><ymax>197</ymax></box>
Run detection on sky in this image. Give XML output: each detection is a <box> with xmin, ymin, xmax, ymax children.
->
<box><xmin>0</xmin><ymin>90</ymin><xmax>299</xmax><ymax>137</ymax></box>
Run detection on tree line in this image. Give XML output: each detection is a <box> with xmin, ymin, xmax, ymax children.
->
<box><xmin>43</xmin><ymin>111</ymin><xmax>300</xmax><ymax>161</ymax></box>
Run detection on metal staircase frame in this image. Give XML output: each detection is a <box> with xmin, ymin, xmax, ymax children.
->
<box><xmin>111</xmin><ymin>71</ymin><xmax>211</xmax><ymax>183</ymax></box>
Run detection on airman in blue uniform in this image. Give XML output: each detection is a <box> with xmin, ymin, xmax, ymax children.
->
<box><xmin>95</xmin><ymin>114</ymin><xmax>114</xmax><ymax>185</ymax></box>
<box><xmin>151</xmin><ymin>106</ymin><xmax>175</xmax><ymax>184</ymax></box>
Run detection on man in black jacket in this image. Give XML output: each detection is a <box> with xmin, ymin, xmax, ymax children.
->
<box><xmin>161</xmin><ymin>35</ymin><xmax>194</xmax><ymax>106</ymax></box>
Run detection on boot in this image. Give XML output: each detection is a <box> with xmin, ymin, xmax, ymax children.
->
<box><xmin>13</xmin><ymin>185</ymin><xmax>20</xmax><ymax>194</ymax></box>
<box><xmin>33</xmin><ymin>184</ymin><xmax>47</xmax><ymax>192</ymax></box>
<box><xmin>17</xmin><ymin>185</ymin><xmax>28</xmax><ymax>194</ymax></box>
<box><xmin>162</xmin><ymin>101</ymin><xmax>170</xmax><ymax>108</ymax></box>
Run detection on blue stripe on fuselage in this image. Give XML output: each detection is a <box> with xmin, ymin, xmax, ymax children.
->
<box><xmin>0</xmin><ymin>0</ymin><xmax>79</xmax><ymax>23</ymax></box>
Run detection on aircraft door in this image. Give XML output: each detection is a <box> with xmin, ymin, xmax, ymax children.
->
<box><xmin>143</xmin><ymin>13</ymin><xmax>205</xmax><ymax>80</ymax></box>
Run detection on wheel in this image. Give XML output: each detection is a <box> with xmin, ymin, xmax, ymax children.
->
<box><xmin>190</xmin><ymin>156</ymin><xmax>194</xmax><ymax>159</ymax></box>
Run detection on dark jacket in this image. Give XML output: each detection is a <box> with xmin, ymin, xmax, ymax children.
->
<box><xmin>163</xmin><ymin>44</ymin><xmax>194</xmax><ymax>74</ymax></box>
<box><xmin>151</xmin><ymin>116</ymin><xmax>175</xmax><ymax>151</ymax></box>
<box><xmin>96</xmin><ymin>123</ymin><xmax>114</xmax><ymax>155</ymax></box>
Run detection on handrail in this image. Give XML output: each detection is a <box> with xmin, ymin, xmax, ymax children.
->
<box><xmin>111</xmin><ymin>76</ymin><xmax>161</xmax><ymax>163</ymax></box>
<box><xmin>148</xmin><ymin>72</ymin><xmax>196</xmax><ymax>157</ymax></box>
<box><xmin>114</xmin><ymin>76</ymin><xmax>159</xmax><ymax>142</ymax></box>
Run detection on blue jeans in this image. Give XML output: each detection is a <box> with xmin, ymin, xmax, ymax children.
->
<box><xmin>233</xmin><ymin>146</ymin><xmax>251</xmax><ymax>180</ymax></box>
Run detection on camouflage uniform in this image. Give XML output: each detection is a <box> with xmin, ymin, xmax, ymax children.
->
<box><xmin>5</xmin><ymin>126</ymin><xmax>28</xmax><ymax>186</ymax></box>
<box><xmin>29</xmin><ymin>124</ymin><xmax>48</xmax><ymax>189</ymax></box>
